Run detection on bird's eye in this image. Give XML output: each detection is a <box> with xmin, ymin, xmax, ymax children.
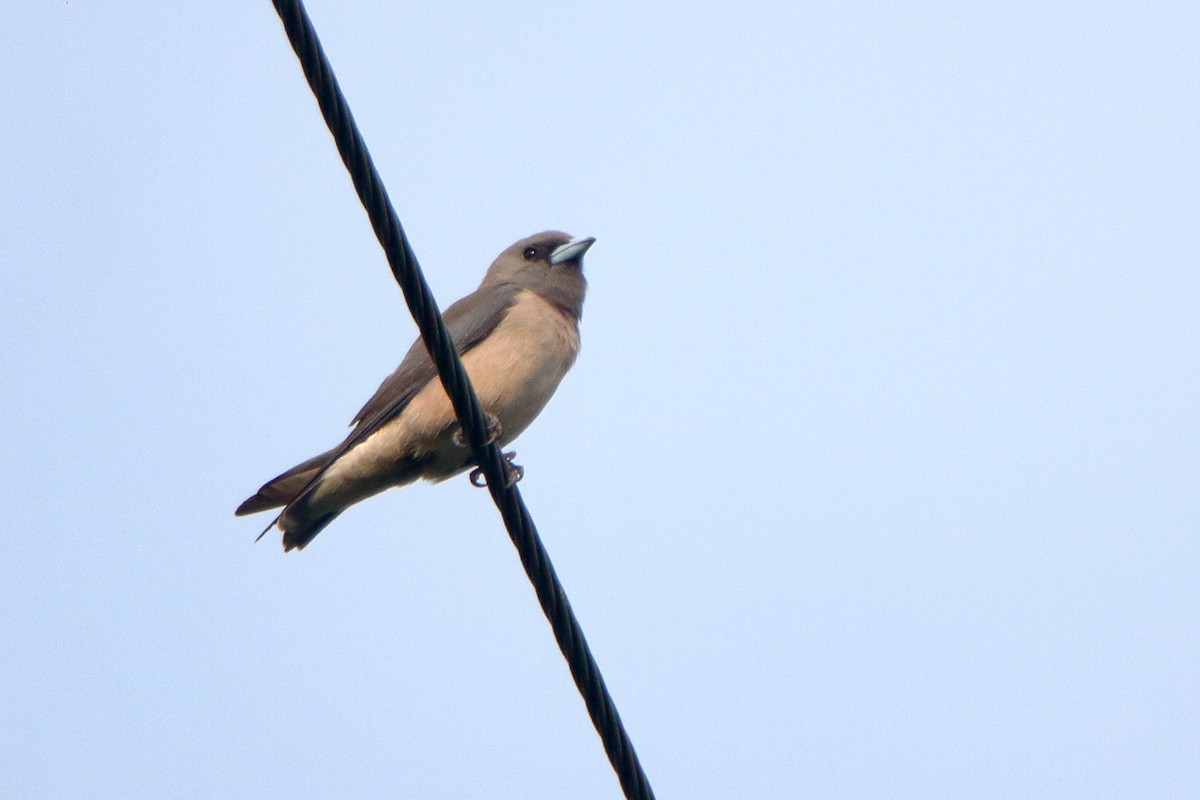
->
<box><xmin>523</xmin><ymin>246</ymin><xmax>538</xmax><ymax>260</ymax></box>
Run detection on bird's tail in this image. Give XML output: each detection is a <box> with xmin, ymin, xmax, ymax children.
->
<box><xmin>235</xmin><ymin>449</ymin><xmax>336</xmax><ymax>516</ymax></box>
<box><xmin>281</xmin><ymin>511</ymin><xmax>341</xmax><ymax>552</ymax></box>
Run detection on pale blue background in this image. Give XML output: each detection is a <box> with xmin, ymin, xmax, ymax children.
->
<box><xmin>2</xmin><ymin>2</ymin><xmax>1197</xmax><ymax>798</ymax></box>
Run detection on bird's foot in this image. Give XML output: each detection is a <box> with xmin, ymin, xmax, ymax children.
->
<box><xmin>469</xmin><ymin>451</ymin><xmax>524</xmax><ymax>488</ymax></box>
<box><xmin>501</xmin><ymin>451</ymin><xmax>524</xmax><ymax>486</ymax></box>
<box><xmin>452</xmin><ymin>412</ymin><xmax>502</xmax><ymax>448</ymax></box>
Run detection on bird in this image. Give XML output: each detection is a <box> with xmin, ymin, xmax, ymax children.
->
<box><xmin>236</xmin><ymin>230</ymin><xmax>595</xmax><ymax>551</ymax></box>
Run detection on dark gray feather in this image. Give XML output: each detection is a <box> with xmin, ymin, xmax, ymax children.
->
<box><xmin>349</xmin><ymin>281</ymin><xmax>522</xmax><ymax>431</ymax></box>
<box><xmin>235</xmin><ymin>447</ymin><xmax>336</xmax><ymax>515</ymax></box>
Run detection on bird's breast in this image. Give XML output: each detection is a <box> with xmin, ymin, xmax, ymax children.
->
<box><xmin>459</xmin><ymin>289</ymin><xmax>580</xmax><ymax>443</ymax></box>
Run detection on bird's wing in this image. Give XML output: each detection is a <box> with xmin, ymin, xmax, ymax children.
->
<box><xmin>260</xmin><ymin>282</ymin><xmax>522</xmax><ymax>535</ymax></box>
<box><xmin>347</xmin><ymin>281</ymin><xmax>520</xmax><ymax>436</ymax></box>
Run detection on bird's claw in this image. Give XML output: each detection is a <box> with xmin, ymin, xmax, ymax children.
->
<box><xmin>502</xmin><ymin>451</ymin><xmax>525</xmax><ymax>486</ymax></box>
<box><xmin>452</xmin><ymin>412</ymin><xmax>502</xmax><ymax>448</ymax></box>
<box><xmin>469</xmin><ymin>451</ymin><xmax>524</xmax><ymax>488</ymax></box>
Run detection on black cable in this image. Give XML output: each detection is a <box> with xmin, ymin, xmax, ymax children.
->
<box><xmin>267</xmin><ymin>3</ymin><xmax>656</xmax><ymax>798</ymax></box>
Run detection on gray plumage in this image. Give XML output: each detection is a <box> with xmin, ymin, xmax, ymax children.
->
<box><xmin>236</xmin><ymin>231</ymin><xmax>594</xmax><ymax>551</ymax></box>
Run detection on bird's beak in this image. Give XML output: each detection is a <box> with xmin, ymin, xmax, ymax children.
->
<box><xmin>550</xmin><ymin>236</ymin><xmax>596</xmax><ymax>265</ymax></box>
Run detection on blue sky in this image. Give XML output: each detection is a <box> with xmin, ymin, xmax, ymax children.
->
<box><xmin>2</xmin><ymin>2</ymin><xmax>1197</xmax><ymax>797</ymax></box>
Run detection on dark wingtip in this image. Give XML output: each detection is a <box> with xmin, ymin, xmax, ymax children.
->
<box><xmin>237</xmin><ymin>483</ymin><xmax>300</xmax><ymax>516</ymax></box>
<box><xmin>236</xmin><ymin>494</ymin><xmax>276</xmax><ymax>516</ymax></box>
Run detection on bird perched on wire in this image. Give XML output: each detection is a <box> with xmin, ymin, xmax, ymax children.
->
<box><xmin>236</xmin><ymin>230</ymin><xmax>595</xmax><ymax>551</ymax></box>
